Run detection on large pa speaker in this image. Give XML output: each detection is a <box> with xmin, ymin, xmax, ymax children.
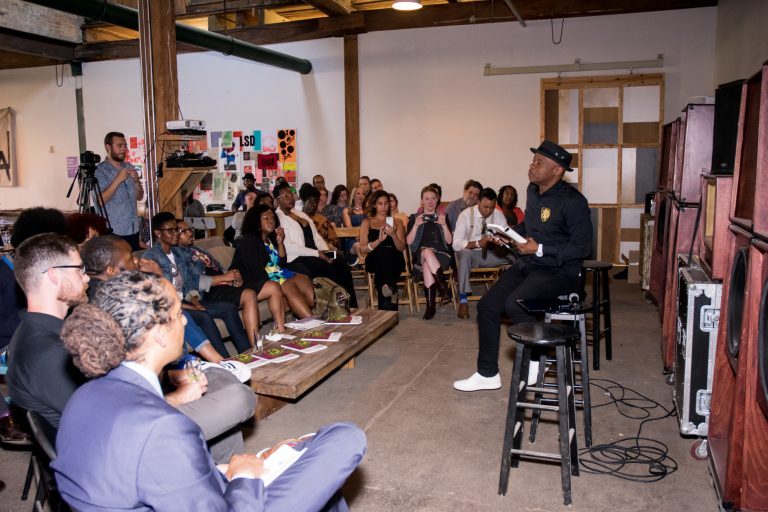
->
<box><xmin>727</xmin><ymin>246</ymin><xmax>749</xmax><ymax>372</ymax></box>
<box><xmin>711</xmin><ymin>79</ymin><xmax>745</xmax><ymax>175</ymax></box>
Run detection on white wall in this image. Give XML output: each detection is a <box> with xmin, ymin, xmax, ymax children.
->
<box><xmin>359</xmin><ymin>7</ymin><xmax>717</xmax><ymax>212</ymax></box>
<box><xmin>714</xmin><ymin>0</ymin><xmax>768</xmax><ymax>86</ymax></box>
<box><xmin>0</xmin><ymin>7</ymin><xmax>717</xmax><ymax>213</ymax></box>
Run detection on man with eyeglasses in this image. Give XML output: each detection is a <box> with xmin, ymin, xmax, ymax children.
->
<box><xmin>6</xmin><ymin>234</ymin><xmax>89</xmax><ymax>427</ymax></box>
<box><xmin>273</xmin><ymin>182</ymin><xmax>358</xmax><ymax>308</ymax></box>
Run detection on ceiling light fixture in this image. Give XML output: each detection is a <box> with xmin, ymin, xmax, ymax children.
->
<box><xmin>392</xmin><ymin>0</ymin><xmax>422</xmax><ymax>11</ymax></box>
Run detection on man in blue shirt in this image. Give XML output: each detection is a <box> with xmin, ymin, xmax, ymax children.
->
<box><xmin>95</xmin><ymin>132</ymin><xmax>144</xmax><ymax>250</ymax></box>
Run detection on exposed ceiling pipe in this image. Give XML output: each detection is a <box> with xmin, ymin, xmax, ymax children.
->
<box><xmin>501</xmin><ymin>0</ymin><xmax>526</xmax><ymax>27</ymax></box>
<box><xmin>24</xmin><ymin>0</ymin><xmax>312</xmax><ymax>74</ymax></box>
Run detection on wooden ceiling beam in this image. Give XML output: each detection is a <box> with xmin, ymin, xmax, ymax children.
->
<box><xmin>0</xmin><ymin>29</ymin><xmax>75</xmax><ymax>61</ymax></box>
<box><xmin>302</xmin><ymin>0</ymin><xmax>354</xmax><ymax>17</ymax></box>
<box><xmin>70</xmin><ymin>0</ymin><xmax>716</xmax><ymax>63</ymax></box>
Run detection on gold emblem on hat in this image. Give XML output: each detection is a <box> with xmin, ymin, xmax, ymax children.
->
<box><xmin>541</xmin><ymin>207</ymin><xmax>551</xmax><ymax>222</ymax></box>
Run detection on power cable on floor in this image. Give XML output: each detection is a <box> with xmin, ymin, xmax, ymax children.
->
<box><xmin>578</xmin><ymin>378</ymin><xmax>678</xmax><ymax>482</ymax></box>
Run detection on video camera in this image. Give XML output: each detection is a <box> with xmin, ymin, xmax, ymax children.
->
<box><xmin>78</xmin><ymin>151</ymin><xmax>101</xmax><ymax>177</ymax></box>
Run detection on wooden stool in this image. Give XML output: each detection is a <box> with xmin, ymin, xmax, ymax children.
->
<box><xmin>499</xmin><ymin>322</ymin><xmax>581</xmax><ymax>506</ymax></box>
<box><xmin>515</xmin><ymin>297</ymin><xmax>593</xmax><ymax>448</ymax></box>
<box><xmin>583</xmin><ymin>260</ymin><xmax>614</xmax><ymax>370</ymax></box>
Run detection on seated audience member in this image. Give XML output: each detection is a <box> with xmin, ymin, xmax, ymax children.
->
<box><xmin>301</xmin><ymin>185</ymin><xmax>338</xmax><ymax>249</ymax></box>
<box><xmin>17</xmin><ymin>235</ymin><xmax>254</xmax><ymax>460</ymax></box>
<box><xmin>388</xmin><ymin>193</ymin><xmax>410</xmax><ymax>233</ymax></box>
<box><xmin>445</xmin><ymin>179</ymin><xmax>483</xmax><ymax>230</ymax></box>
<box><xmin>318</xmin><ymin>186</ymin><xmax>329</xmax><ymax>212</ymax></box>
<box><xmin>231</xmin><ymin>189</ymin><xmax>259</xmax><ymax>240</ymax></box>
<box><xmin>81</xmin><ymin>235</ymin><xmax>224</xmax><ymax>362</ymax></box>
<box><xmin>257</xmin><ymin>191</ymin><xmax>274</xmax><ymax>209</ymax></box>
<box><xmin>497</xmin><ymin>185</ymin><xmax>525</xmax><ymax>226</ymax></box>
<box><xmin>407</xmin><ymin>186</ymin><xmax>453</xmax><ymax>320</ymax></box>
<box><xmin>53</xmin><ymin>271</ymin><xmax>365</xmax><ymax>511</ymax></box>
<box><xmin>231</xmin><ymin>172</ymin><xmax>258</xmax><ymax>212</ymax></box>
<box><xmin>232</xmin><ymin>205</ymin><xmax>314</xmax><ymax>320</ymax></box>
<box><xmin>66</xmin><ymin>212</ymin><xmax>109</xmax><ymax>247</ymax></box>
<box><xmin>454</xmin><ymin>141</ymin><xmax>592</xmax><ymax>392</ymax></box>
<box><xmin>6</xmin><ymin>234</ymin><xmax>89</xmax><ymax>427</ymax></box>
<box><xmin>144</xmin><ymin>212</ymin><xmax>249</xmax><ymax>358</ymax></box>
<box><xmin>360</xmin><ymin>191</ymin><xmax>406</xmax><ymax>310</ymax></box>
<box><xmin>370</xmin><ymin>178</ymin><xmax>383</xmax><ymax>192</ymax></box>
<box><xmin>0</xmin><ymin>208</ymin><xmax>69</xmax><ymax>444</ymax></box>
<box><xmin>358</xmin><ymin>175</ymin><xmax>371</xmax><ymax>199</ymax></box>
<box><xmin>273</xmin><ymin>182</ymin><xmax>358</xmax><ymax>308</ymax></box>
<box><xmin>323</xmin><ymin>184</ymin><xmax>349</xmax><ymax>227</ymax></box>
<box><xmin>452</xmin><ymin>188</ymin><xmax>517</xmax><ymax>319</ymax></box>
<box><xmin>342</xmin><ymin>187</ymin><xmax>367</xmax><ymax>259</ymax></box>
<box><xmin>312</xmin><ymin>173</ymin><xmax>327</xmax><ymax>195</ymax></box>
<box><xmin>177</xmin><ymin>220</ymin><xmax>261</xmax><ymax>348</ymax></box>
<box><xmin>183</xmin><ymin>188</ymin><xmax>206</xmax><ymax>218</ymax></box>
<box><xmin>416</xmin><ymin>183</ymin><xmax>447</xmax><ymax>215</ymax></box>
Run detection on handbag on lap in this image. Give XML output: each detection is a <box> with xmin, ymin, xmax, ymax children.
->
<box><xmin>312</xmin><ymin>277</ymin><xmax>351</xmax><ymax>320</ymax></box>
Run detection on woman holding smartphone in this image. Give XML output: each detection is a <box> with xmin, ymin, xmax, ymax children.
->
<box><xmin>406</xmin><ymin>185</ymin><xmax>453</xmax><ymax>320</ymax></box>
<box><xmin>231</xmin><ymin>204</ymin><xmax>315</xmax><ymax>323</ymax></box>
<box><xmin>360</xmin><ymin>190</ymin><xmax>406</xmax><ymax>311</ymax></box>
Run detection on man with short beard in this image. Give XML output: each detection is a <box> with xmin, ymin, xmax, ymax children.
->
<box><xmin>6</xmin><ymin>234</ymin><xmax>90</xmax><ymax>427</ymax></box>
<box><xmin>96</xmin><ymin>131</ymin><xmax>144</xmax><ymax>250</ymax></box>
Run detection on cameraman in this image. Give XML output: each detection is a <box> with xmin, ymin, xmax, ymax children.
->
<box><xmin>95</xmin><ymin>132</ymin><xmax>144</xmax><ymax>250</ymax></box>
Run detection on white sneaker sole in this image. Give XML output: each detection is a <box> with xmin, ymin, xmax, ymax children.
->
<box><xmin>453</xmin><ymin>380</ymin><xmax>502</xmax><ymax>392</ymax></box>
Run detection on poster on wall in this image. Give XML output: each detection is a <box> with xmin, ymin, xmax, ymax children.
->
<box><xmin>200</xmin><ymin>128</ymin><xmax>298</xmax><ymax>207</ymax></box>
<box><xmin>0</xmin><ymin>108</ymin><xmax>18</xmax><ymax>187</ymax></box>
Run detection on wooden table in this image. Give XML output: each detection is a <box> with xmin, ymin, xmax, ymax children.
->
<box><xmin>204</xmin><ymin>210</ymin><xmax>235</xmax><ymax>237</ymax></box>
<box><xmin>247</xmin><ymin>309</ymin><xmax>398</xmax><ymax>419</ymax></box>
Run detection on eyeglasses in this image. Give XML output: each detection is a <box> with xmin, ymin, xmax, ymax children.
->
<box><xmin>43</xmin><ymin>264</ymin><xmax>86</xmax><ymax>274</ymax></box>
<box><xmin>178</xmin><ymin>228</ymin><xmax>193</xmax><ymax>234</ymax></box>
<box><xmin>157</xmin><ymin>227</ymin><xmax>181</xmax><ymax>233</ymax></box>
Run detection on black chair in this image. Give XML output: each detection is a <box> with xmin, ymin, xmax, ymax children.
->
<box><xmin>583</xmin><ymin>260</ymin><xmax>614</xmax><ymax>370</ymax></box>
<box><xmin>499</xmin><ymin>322</ymin><xmax>581</xmax><ymax>506</ymax></box>
<box><xmin>23</xmin><ymin>411</ymin><xmax>68</xmax><ymax>512</ymax></box>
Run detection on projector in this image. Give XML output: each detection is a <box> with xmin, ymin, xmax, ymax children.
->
<box><xmin>166</xmin><ymin>120</ymin><xmax>206</xmax><ymax>131</ymax></box>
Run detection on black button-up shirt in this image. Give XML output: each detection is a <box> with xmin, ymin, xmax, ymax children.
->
<box><xmin>514</xmin><ymin>180</ymin><xmax>593</xmax><ymax>276</ymax></box>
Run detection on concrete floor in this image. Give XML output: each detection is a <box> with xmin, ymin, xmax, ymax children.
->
<box><xmin>0</xmin><ymin>278</ymin><xmax>720</xmax><ymax>511</ymax></box>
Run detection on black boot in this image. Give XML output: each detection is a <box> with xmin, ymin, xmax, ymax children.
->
<box><xmin>377</xmin><ymin>288</ymin><xmax>391</xmax><ymax>311</ymax></box>
<box><xmin>423</xmin><ymin>284</ymin><xmax>436</xmax><ymax>320</ymax></box>
<box><xmin>434</xmin><ymin>272</ymin><xmax>451</xmax><ymax>305</ymax></box>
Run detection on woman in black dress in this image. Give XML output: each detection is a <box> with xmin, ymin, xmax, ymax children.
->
<box><xmin>231</xmin><ymin>205</ymin><xmax>315</xmax><ymax>326</ymax></box>
<box><xmin>360</xmin><ymin>190</ymin><xmax>406</xmax><ymax>311</ymax></box>
<box><xmin>406</xmin><ymin>185</ymin><xmax>453</xmax><ymax>319</ymax></box>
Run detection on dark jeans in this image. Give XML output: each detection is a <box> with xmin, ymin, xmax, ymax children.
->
<box><xmin>288</xmin><ymin>256</ymin><xmax>358</xmax><ymax>309</ymax></box>
<box><xmin>188</xmin><ymin>301</ymin><xmax>250</xmax><ymax>357</ymax></box>
<box><xmin>476</xmin><ymin>259</ymin><xmax>582</xmax><ymax>377</ymax></box>
<box><xmin>119</xmin><ymin>232</ymin><xmax>141</xmax><ymax>251</ymax></box>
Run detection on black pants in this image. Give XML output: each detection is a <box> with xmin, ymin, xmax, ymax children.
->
<box><xmin>366</xmin><ymin>247</ymin><xmax>405</xmax><ymax>293</ymax></box>
<box><xmin>288</xmin><ymin>256</ymin><xmax>358</xmax><ymax>309</ymax></box>
<box><xmin>476</xmin><ymin>259</ymin><xmax>582</xmax><ymax>377</ymax></box>
<box><xmin>187</xmin><ymin>301</ymin><xmax>250</xmax><ymax>357</ymax></box>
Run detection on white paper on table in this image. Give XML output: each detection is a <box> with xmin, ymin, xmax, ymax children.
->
<box><xmin>302</xmin><ymin>332</ymin><xmax>343</xmax><ymax>343</ymax></box>
<box><xmin>285</xmin><ymin>318</ymin><xmax>326</xmax><ymax>330</ymax></box>
<box><xmin>282</xmin><ymin>343</ymin><xmax>328</xmax><ymax>354</ymax></box>
<box><xmin>263</xmin><ymin>353</ymin><xmax>300</xmax><ymax>364</ymax></box>
<box><xmin>265</xmin><ymin>333</ymin><xmax>296</xmax><ymax>342</ymax></box>
<box><xmin>246</xmin><ymin>358</ymin><xmax>272</xmax><ymax>369</ymax></box>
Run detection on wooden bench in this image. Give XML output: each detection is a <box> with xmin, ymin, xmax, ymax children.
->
<box><xmin>246</xmin><ymin>308</ymin><xmax>398</xmax><ymax>419</ymax></box>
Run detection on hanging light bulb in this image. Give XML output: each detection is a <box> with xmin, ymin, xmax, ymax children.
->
<box><xmin>392</xmin><ymin>0</ymin><xmax>422</xmax><ymax>11</ymax></box>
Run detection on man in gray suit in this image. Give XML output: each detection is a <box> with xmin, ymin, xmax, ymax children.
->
<box><xmin>54</xmin><ymin>271</ymin><xmax>366</xmax><ymax>511</ymax></box>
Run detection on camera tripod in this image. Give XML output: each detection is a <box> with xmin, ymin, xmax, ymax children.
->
<box><xmin>66</xmin><ymin>168</ymin><xmax>113</xmax><ymax>231</ymax></box>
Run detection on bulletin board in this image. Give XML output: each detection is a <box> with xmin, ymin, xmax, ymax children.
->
<box><xmin>196</xmin><ymin>129</ymin><xmax>298</xmax><ymax>206</ymax></box>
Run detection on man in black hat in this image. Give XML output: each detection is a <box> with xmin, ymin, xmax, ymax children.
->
<box><xmin>231</xmin><ymin>173</ymin><xmax>258</xmax><ymax>211</ymax></box>
<box><xmin>454</xmin><ymin>140</ymin><xmax>592</xmax><ymax>392</ymax></box>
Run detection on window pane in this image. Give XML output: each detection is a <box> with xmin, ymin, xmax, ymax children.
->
<box><xmin>582</xmin><ymin>148</ymin><xmax>618</xmax><ymax>204</ymax></box>
<box><xmin>583</xmin><ymin>88</ymin><xmax>619</xmax><ymax>144</ymax></box>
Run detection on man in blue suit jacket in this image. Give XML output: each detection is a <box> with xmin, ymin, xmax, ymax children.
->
<box><xmin>53</xmin><ymin>272</ymin><xmax>366</xmax><ymax>512</ymax></box>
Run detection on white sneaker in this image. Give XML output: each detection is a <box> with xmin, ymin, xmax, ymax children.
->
<box><xmin>453</xmin><ymin>372</ymin><xmax>502</xmax><ymax>392</ymax></box>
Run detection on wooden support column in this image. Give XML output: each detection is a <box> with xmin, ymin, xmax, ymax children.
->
<box><xmin>138</xmin><ymin>0</ymin><xmax>180</xmax><ymax>219</ymax></box>
<box><xmin>344</xmin><ymin>35</ymin><xmax>360</xmax><ymax>191</ymax></box>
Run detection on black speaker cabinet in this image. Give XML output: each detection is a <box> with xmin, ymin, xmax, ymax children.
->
<box><xmin>711</xmin><ymin>79</ymin><xmax>745</xmax><ymax>175</ymax></box>
<box><xmin>649</xmin><ymin>190</ymin><xmax>671</xmax><ymax>308</ymax></box>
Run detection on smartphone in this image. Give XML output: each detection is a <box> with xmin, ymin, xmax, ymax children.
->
<box><xmin>323</xmin><ymin>250</ymin><xmax>337</xmax><ymax>260</ymax></box>
<box><xmin>385</xmin><ymin>216</ymin><xmax>394</xmax><ymax>228</ymax></box>
<box><xmin>422</xmin><ymin>214</ymin><xmax>437</xmax><ymax>222</ymax></box>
